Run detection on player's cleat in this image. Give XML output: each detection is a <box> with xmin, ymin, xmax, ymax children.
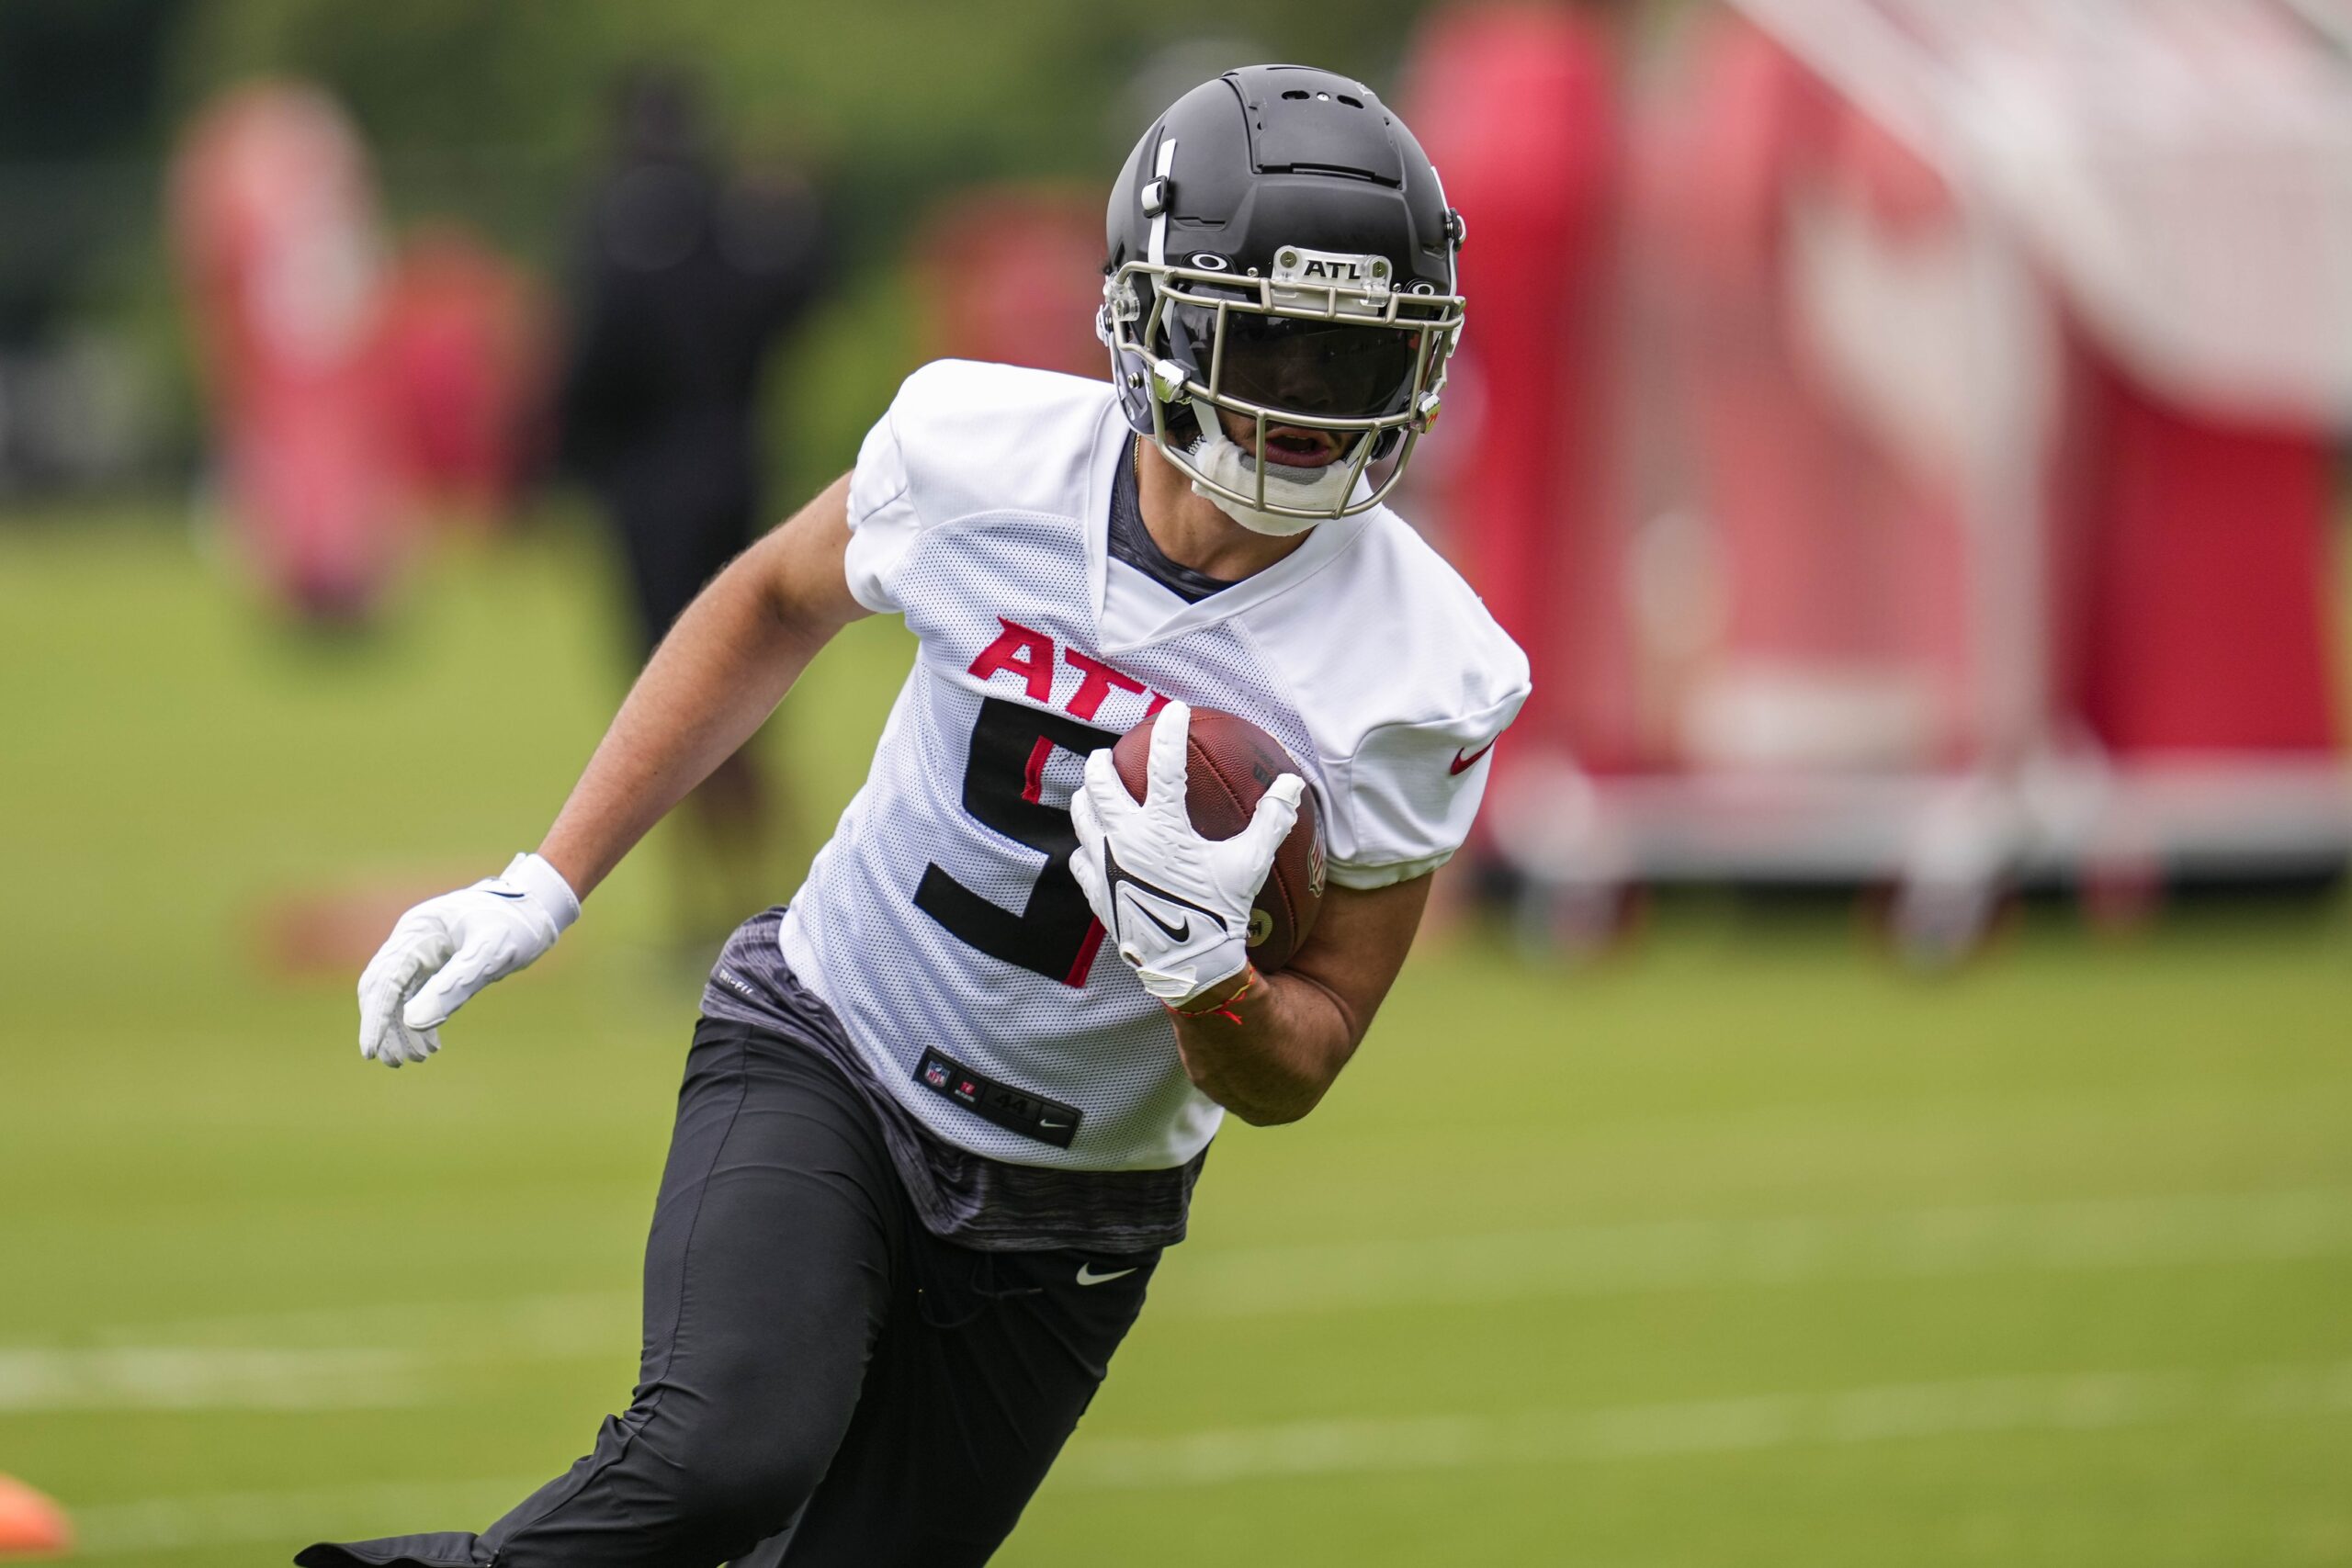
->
<box><xmin>0</xmin><ymin>1474</ymin><xmax>72</xmax><ymax>1559</ymax></box>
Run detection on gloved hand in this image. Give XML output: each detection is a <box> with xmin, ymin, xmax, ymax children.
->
<box><xmin>1069</xmin><ymin>701</ymin><xmax>1304</xmax><ymax>1005</ymax></box>
<box><xmin>356</xmin><ymin>852</ymin><xmax>580</xmax><ymax>1068</ymax></box>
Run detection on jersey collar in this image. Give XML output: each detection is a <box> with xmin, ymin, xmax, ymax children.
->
<box><xmin>1084</xmin><ymin>407</ymin><xmax>1373</xmax><ymax>655</ymax></box>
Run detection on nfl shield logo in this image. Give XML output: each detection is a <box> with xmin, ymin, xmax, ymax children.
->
<box><xmin>922</xmin><ymin>1060</ymin><xmax>949</xmax><ymax>1089</ymax></box>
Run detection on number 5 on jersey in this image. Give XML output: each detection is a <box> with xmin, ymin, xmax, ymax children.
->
<box><xmin>915</xmin><ymin>697</ymin><xmax>1116</xmax><ymax>986</ymax></box>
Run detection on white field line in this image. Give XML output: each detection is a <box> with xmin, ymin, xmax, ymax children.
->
<box><xmin>1059</xmin><ymin>1359</ymin><xmax>2352</xmax><ymax>1490</ymax></box>
<box><xmin>67</xmin><ymin>1476</ymin><xmax>545</xmax><ymax>1558</ymax></box>
<box><xmin>11</xmin><ymin>1187</ymin><xmax>2347</xmax><ymax>1413</ymax></box>
<box><xmin>88</xmin><ymin>1291</ymin><xmax>637</xmax><ymax>1355</ymax></box>
<box><xmin>56</xmin><ymin>1360</ymin><xmax>2352</xmax><ymax>1555</ymax></box>
<box><xmin>0</xmin><ymin>1347</ymin><xmax>428</xmax><ymax>1414</ymax></box>
<box><xmin>1158</xmin><ymin>1185</ymin><xmax>2352</xmax><ymax>1318</ymax></box>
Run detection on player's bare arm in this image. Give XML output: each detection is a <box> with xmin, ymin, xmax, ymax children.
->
<box><xmin>353</xmin><ymin>476</ymin><xmax>859</xmax><ymax>1068</ymax></box>
<box><xmin>539</xmin><ymin>473</ymin><xmax>865</xmax><ymax>897</ymax></box>
<box><xmin>1167</xmin><ymin>874</ymin><xmax>1431</xmax><ymax>1125</ymax></box>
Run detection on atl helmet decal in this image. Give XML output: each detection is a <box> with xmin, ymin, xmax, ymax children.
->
<box><xmin>1269</xmin><ymin>245</ymin><xmax>1394</xmax><ymax>301</ymax></box>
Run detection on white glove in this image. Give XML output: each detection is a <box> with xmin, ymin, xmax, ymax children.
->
<box><xmin>1069</xmin><ymin>701</ymin><xmax>1304</xmax><ymax>1005</ymax></box>
<box><xmin>356</xmin><ymin>852</ymin><xmax>580</xmax><ymax>1068</ymax></box>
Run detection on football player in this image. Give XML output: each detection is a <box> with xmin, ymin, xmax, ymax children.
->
<box><xmin>300</xmin><ymin>63</ymin><xmax>1527</xmax><ymax>1568</ymax></box>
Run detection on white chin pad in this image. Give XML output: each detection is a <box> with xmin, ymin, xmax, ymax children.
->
<box><xmin>1186</xmin><ymin>406</ymin><xmax>1356</xmax><ymax>536</ymax></box>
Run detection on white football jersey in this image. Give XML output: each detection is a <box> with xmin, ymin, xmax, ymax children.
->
<box><xmin>777</xmin><ymin>359</ymin><xmax>1529</xmax><ymax>1171</ymax></box>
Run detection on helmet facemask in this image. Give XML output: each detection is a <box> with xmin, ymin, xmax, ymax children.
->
<box><xmin>1103</xmin><ymin>250</ymin><xmax>1464</xmax><ymax>533</ymax></box>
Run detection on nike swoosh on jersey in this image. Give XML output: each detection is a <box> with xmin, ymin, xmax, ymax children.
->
<box><xmin>1076</xmin><ymin>1264</ymin><xmax>1138</xmax><ymax>1286</ymax></box>
<box><xmin>1448</xmin><ymin>739</ymin><xmax>1497</xmax><ymax>775</ymax></box>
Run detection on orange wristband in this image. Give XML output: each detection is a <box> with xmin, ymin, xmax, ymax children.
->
<box><xmin>1169</xmin><ymin>965</ymin><xmax>1260</xmax><ymax>1027</ymax></box>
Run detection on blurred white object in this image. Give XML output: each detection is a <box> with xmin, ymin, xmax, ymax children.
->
<box><xmin>1683</xmin><ymin>663</ymin><xmax>1940</xmax><ymax>773</ymax></box>
<box><xmin>1744</xmin><ymin>0</ymin><xmax>2352</xmax><ymax>423</ymax></box>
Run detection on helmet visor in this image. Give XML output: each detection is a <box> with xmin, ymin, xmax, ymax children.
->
<box><xmin>1170</xmin><ymin>302</ymin><xmax>1423</xmax><ymax>422</ymax></box>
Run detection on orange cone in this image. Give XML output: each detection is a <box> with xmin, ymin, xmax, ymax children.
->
<box><xmin>0</xmin><ymin>1475</ymin><xmax>71</xmax><ymax>1558</ymax></box>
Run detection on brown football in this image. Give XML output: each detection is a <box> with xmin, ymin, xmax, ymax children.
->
<box><xmin>1110</xmin><ymin>705</ymin><xmax>1326</xmax><ymax>972</ymax></box>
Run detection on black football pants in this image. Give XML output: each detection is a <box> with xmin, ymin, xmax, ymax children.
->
<box><xmin>296</xmin><ymin>1018</ymin><xmax>1159</xmax><ymax>1568</ymax></box>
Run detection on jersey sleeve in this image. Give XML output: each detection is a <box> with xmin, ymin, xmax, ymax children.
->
<box><xmin>840</xmin><ymin>359</ymin><xmax>1111</xmax><ymax>615</ymax></box>
<box><xmin>1323</xmin><ymin>684</ymin><xmax>1529</xmax><ymax>890</ymax></box>
<box><xmin>841</xmin><ymin>389</ymin><xmax>923</xmax><ymax>615</ymax></box>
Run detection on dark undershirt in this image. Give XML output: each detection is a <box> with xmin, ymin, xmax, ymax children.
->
<box><xmin>1108</xmin><ymin>437</ymin><xmax>1237</xmax><ymax>604</ymax></box>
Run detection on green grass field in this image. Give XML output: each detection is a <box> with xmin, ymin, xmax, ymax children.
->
<box><xmin>6</xmin><ymin>512</ymin><xmax>2352</xmax><ymax>1566</ymax></box>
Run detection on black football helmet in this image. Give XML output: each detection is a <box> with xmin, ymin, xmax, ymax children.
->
<box><xmin>1101</xmin><ymin>63</ymin><xmax>1466</xmax><ymax>526</ymax></box>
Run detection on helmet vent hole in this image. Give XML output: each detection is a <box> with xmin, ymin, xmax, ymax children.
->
<box><xmin>1281</xmin><ymin>89</ymin><xmax>1310</xmax><ymax>100</ymax></box>
<box><xmin>1338</xmin><ymin>95</ymin><xmax>1363</xmax><ymax>108</ymax></box>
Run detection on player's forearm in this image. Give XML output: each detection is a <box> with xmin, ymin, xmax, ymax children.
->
<box><xmin>537</xmin><ymin>560</ymin><xmax>825</xmax><ymax>897</ymax></box>
<box><xmin>537</xmin><ymin>478</ymin><xmax>863</xmax><ymax>898</ymax></box>
<box><xmin>1169</xmin><ymin>967</ymin><xmax>1359</xmax><ymax>1125</ymax></box>
<box><xmin>1164</xmin><ymin>875</ymin><xmax>1429</xmax><ymax>1124</ymax></box>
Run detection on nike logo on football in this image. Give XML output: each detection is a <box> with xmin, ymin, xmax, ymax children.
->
<box><xmin>1449</xmin><ymin>739</ymin><xmax>1496</xmax><ymax>775</ymax></box>
<box><xmin>1076</xmin><ymin>1264</ymin><xmax>1138</xmax><ymax>1286</ymax></box>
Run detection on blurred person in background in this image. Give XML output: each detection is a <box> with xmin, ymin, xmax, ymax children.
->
<box><xmin>170</xmin><ymin>83</ymin><xmax>409</xmax><ymax>625</ymax></box>
<box><xmin>557</xmin><ymin>65</ymin><xmax>829</xmax><ymax>941</ymax></box>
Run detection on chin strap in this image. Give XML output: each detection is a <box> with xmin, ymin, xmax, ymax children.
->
<box><xmin>1182</xmin><ymin>407</ymin><xmax>1356</xmax><ymax>536</ymax></box>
